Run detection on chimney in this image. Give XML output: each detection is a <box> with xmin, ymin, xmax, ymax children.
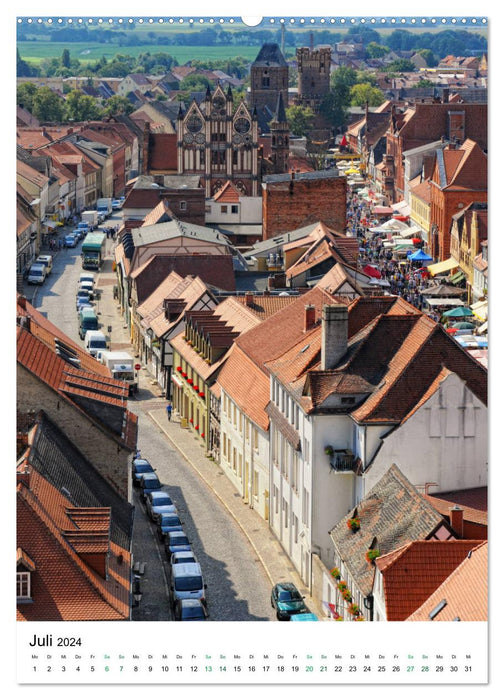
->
<box><xmin>304</xmin><ymin>304</ymin><xmax>316</xmax><ymax>332</ymax></box>
<box><xmin>244</xmin><ymin>291</ymin><xmax>254</xmax><ymax>307</ymax></box>
<box><xmin>449</xmin><ymin>505</ymin><xmax>464</xmax><ymax>537</ymax></box>
<box><xmin>18</xmin><ymin>295</ymin><xmax>27</xmax><ymax>310</ymax></box>
<box><xmin>321</xmin><ymin>304</ymin><xmax>348</xmax><ymax>370</ymax></box>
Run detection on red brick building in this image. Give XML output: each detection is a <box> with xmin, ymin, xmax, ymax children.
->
<box><xmin>384</xmin><ymin>101</ymin><xmax>487</xmax><ymax>204</ymax></box>
<box><xmin>429</xmin><ymin>139</ymin><xmax>487</xmax><ymax>261</ymax></box>
<box><xmin>262</xmin><ymin>171</ymin><xmax>347</xmax><ymax>240</ymax></box>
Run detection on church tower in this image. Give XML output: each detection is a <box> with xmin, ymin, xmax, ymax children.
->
<box><xmin>269</xmin><ymin>92</ymin><xmax>290</xmax><ymax>174</ymax></box>
<box><xmin>248</xmin><ymin>43</ymin><xmax>289</xmax><ymax>132</ymax></box>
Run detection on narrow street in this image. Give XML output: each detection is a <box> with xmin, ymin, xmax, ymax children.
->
<box><xmin>27</xmin><ymin>215</ymin><xmax>276</xmax><ymax>621</ymax></box>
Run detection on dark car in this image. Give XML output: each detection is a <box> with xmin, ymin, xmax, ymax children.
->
<box><xmin>157</xmin><ymin>513</ymin><xmax>183</xmax><ymax>539</ymax></box>
<box><xmin>139</xmin><ymin>473</ymin><xmax>163</xmax><ymax>502</ymax></box>
<box><xmin>164</xmin><ymin>531</ymin><xmax>191</xmax><ymax>555</ymax></box>
<box><xmin>173</xmin><ymin>598</ymin><xmax>208</xmax><ymax>621</ymax></box>
<box><xmin>271</xmin><ymin>582</ymin><xmax>309</xmax><ymax>621</ymax></box>
<box><xmin>132</xmin><ymin>459</ymin><xmax>155</xmax><ymax>486</ymax></box>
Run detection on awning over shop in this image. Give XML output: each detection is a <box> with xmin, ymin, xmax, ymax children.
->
<box><xmin>392</xmin><ymin>200</ymin><xmax>411</xmax><ymax>216</ymax></box>
<box><xmin>471</xmin><ymin>300</ymin><xmax>488</xmax><ymax>320</ymax></box>
<box><xmin>171</xmin><ymin>374</ymin><xmax>183</xmax><ymax>388</ymax></box>
<box><xmin>425</xmin><ymin>298</ymin><xmax>465</xmax><ymax>307</ymax></box>
<box><xmin>372</xmin><ymin>206</ymin><xmax>394</xmax><ymax>215</ymax></box>
<box><xmin>427</xmin><ymin>258</ymin><xmax>459</xmax><ymax>276</ymax></box>
<box><xmin>449</xmin><ymin>270</ymin><xmax>466</xmax><ymax>285</ymax></box>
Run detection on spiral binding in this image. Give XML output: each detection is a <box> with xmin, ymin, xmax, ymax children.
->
<box><xmin>17</xmin><ymin>17</ymin><xmax>488</xmax><ymax>27</ymax></box>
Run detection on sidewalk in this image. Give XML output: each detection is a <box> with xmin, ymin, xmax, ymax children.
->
<box><xmin>97</xmin><ymin>240</ymin><xmax>322</xmax><ymax>619</ymax></box>
<box><xmin>148</xmin><ymin>408</ymin><xmax>319</xmax><ymax>617</ymax></box>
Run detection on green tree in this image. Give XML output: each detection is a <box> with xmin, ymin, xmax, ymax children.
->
<box><xmin>179</xmin><ymin>73</ymin><xmax>213</xmax><ymax>91</ymax></box>
<box><xmin>17</xmin><ymin>82</ymin><xmax>38</xmax><ymax>111</ymax></box>
<box><xmin>415</xmin><ymin>49</ymin><xmax>437</xmax><ymax>68</ymax></box>
<box><xmin>285</xmin><ymin>105</ymin><xmax>315</xmax><ymax>137</ymax></box>
<box><xmin>330</xmin><ymin>65</ymin><xmax>358</xmax><ymax>89</ymax></box>
<box><xmin>17</xmin><ymin>49</ymin><xmax>38</xmax><ymax>78</ymax></box>
<box><xmin>61</xmin><ymin>48</ymin><xmax>71</xmax><ymax>69</ymax></box>
<box><xmin>65</xmin><ymin>90</ymin><xmax>103</xmax><ymax>121</ymax></box>
<box><xmin>31</xmin><ymin>86</ymin><xmax>65</xmax><ymax>122</ymax></box>
<box><xmin>416</xmin><ymin>78</ymin><xmax>436</xmax><ymax>88</ymax></box>
<box><xmin>103</xmin><ymin>95</ymin><xmax>135</xmax><ymax>117</ymax></box>
<box><xmin>366</xmin><ymin>42</ymin><xmax>389</xmax><ymax>59</ymax></box>
<box><xmin>350</xmin><ymin>83</ymin><xmax>385</xmax><ymax>107</ymax></box>
<box><xmin>383</xmin><ymin>59</ymin><xmax>416</xmax><ymax>73</ymax></box>
<box><xmin>319</xmin><ymin>82</ymin><xmax>350</xmax><ymax>130</ymax></box>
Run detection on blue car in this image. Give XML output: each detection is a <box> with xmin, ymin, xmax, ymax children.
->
<box><xmin>146</xmin><ymin>490</ymin><xmax>177</xmax><ymax>522</ymax></box>
<box><xmin>65</xmin><ymin>234</ymin><xmax>77</xmax><ymax>248</ymax></box>
<box><xmin>164</xmin><ymin>531</ymin><xmax>191</xmax><ymax>555</ymax></box>
<box><xmin>157</xmin><ymin>513</ymin><xmax>183</xmax><ymax>539</ymax></box>
<box><xmin>132</xmin><ymin>459</ymin><xmax>155</xmax><ymax>486</ymax></box>
<box><xmin>139</xmin><ymin>473</ymin><xmax>163</xmax><ymax>501</ymax></box>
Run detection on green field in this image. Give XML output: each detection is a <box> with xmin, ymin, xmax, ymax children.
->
<box><xmin>17</xmin><ymin>41</ymin><xmax>262</xmax><ymax>66</ymax></box>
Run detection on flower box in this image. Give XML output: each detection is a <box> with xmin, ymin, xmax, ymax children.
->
<box><xmin>193</xmin><ymin>385</ymin><xmax>199</xmax><ymax>391</ymax></box>
<box><xmin>176</xmin><ymin>366</ymin><xmax>182</xmax><ymax>372</ymax></box>
<box><xmin>324</xmin><ymin>446</ymin><xmax>334</xmax><ymax>456</ymax></box>
<box><xmin>347</xmin><ymin>603</ymin><xmax>361</xmax><ymax>617</ymax></box>
<box><xmin>330</xmin><ymin>567</ymin><xmax>341</xmax><ymax>580</ymax></box>
<box><xmin>341</xmin><ymin>589</ymin><xmax>353</xmax><ymax>602</ymax></box>
<box><xmin>347</xmin><ymin>517</ymin><xmax>361</xmax><ymax>532</ymax></box>
<box><xmin>187</xmin><ymin>379</ymin><xmax>194</xmax><ymax>385</ymax></box>
<box><xmin>189</xmin><ymin>418</ymin><xmax>193</xmax><ymax>424</ymax></box>
<box><xmin>337</xmin><ymin>580</ymin><xmax>348</xmax><ymax>593</ymax></box>
<box><xmin>201</xmin><ymin>432</ymin><xmax>205</xmax><ymax>438</ymax></box>
<box><xmin>182</xmin><ymin>372</ymin><xmax>188</xmax><ymax>378</ymax></box>
<box><xmin>366</xmin><ymin>548</ymin><xmax>380</xmax><ymax>564</ymax></box>
<box><xmin>199</xmin><ymin>392</ymin><xmax>205</xmax><ymax>398</ymax></box>
<box><xmin>195</xmin><ymin>425</ymin><xmax>199</xmax><ymax>431</ymax></box>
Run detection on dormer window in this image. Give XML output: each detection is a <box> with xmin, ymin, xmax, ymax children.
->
<box><xmin>17</xmin><ymin>571</ymin><xmax>32</xmax><ymax>602</ymax></box>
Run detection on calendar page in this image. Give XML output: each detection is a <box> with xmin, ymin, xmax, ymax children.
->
<box><xmin>11</xmin><ymin>1</ymin><xmax>493</xmax><ymax>693</ymax></box>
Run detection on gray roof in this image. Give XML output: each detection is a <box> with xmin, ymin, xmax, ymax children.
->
<box><xmin>244</xmin><ymin>223</ymin><xmax>318</xmax><ymax>258</ymax></box>
<box><xmin>28</xmin><ymin>412</ymin><xmax>134</xmax><ymax>551</ymax></box>
<box><xmin>262</xmin><ymin>170</ymin><xmax>345</xmax><ymax>185</ymax></box>
<box><xmin>252</xmin><ymin>43</ymin><xmax>287</xmax><ymax>67</ymax></box>
<box><xmin>329</xmin><ymin>464</ymin><xmax>450</xmax><ymax>597</ymax></box>
<box><xmin>131</xmin><ymin>219</ymin><xmax>232</xmax><ymax>248</ymax></box>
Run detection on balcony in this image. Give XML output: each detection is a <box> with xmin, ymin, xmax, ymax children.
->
<box><xmin>327</xmin><ymin>449</ymin><xmax>356</xmax><ymax>472</ymax></box>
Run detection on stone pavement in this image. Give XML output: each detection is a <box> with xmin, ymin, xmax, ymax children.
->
<box><xmin>97</xmin><ymin>233</ymin><xmax>322</xmax><ymax>620</ymax></box>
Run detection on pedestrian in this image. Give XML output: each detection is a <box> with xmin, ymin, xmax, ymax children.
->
<box><xmin>166</xmin><ymin>402</ymin><xmax>173</xmax><ymax>422</ymax></box>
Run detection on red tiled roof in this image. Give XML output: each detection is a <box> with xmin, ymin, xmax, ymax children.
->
<box><xmin>376</xmin><ymin>539</ymin><xmax>483</xmax><ymax>620</ymax></box>
<box><xmin>406</xmin><ymin>542</ymin><xmax>487</xmax><ymax>621</ymax></box>
<box><xmin>424</xmin><ymin>487</ymin><xmax>487</xmax><ymax>526</ymax></box>
<box><xmin>213</xmin><ymin>180</ymin><xmax>241</xmax><ymax>203</ymax></box>
<box><xmin>17</xmin><ymin>476</ymin><xmax>130</xmax><ymax>621</ymax></box>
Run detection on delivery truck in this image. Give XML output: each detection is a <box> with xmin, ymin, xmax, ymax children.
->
<box><xmin>81</xmin><ymin>210</ymin><xmax>99</xmax><ymax>230</ymax></box>
<box><xmin>96</xmin><ymin>198</ymin><xmax>112</xmax><ymax>218</ymax></box>
<box><xmin>100</xmin><ymin>350</ymin><xmax>138</xmax><ymax>395</ymax></box>
<box><xmin>81</xmin><ymin>232</ymin><xmax>106</xmax><ymax>270</ymax></box>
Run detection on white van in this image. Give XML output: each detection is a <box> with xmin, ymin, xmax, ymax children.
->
<box><xmin>170</xmin><ymin>562</ymin><xmax>207</xmax><ymax>608</ymax></box>
<box><xmin>35</xmin><ymin>255</ymin><xmax>53</xmax><ymax>275</ymax></box>
<box><xmin>84</xmin><ymin>330</ymin><xmax>108</xmax><ymax>357</ymax></box>
<box><xmin>27</xmin><ymin>263</ymin><xmax>46</xmax><ymax>284</ymax></box>
<box><xmin>79</xmin><ymin>272</ymin><xmax>95</xmax><ymax>286</ymax></box>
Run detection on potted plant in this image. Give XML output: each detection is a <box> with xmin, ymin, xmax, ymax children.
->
<box><xmin>366</xmin><ymin>548</ymin><xmax>380</xmax><ymax>564</ymax></box>
<box><xmin>324</xmin><ymin>445</ymin><xmax>334</xmax><ymax>456</ymax></box>
<box><xmin>347</xmin><ymin>603</ymin><xmax>361</xmax><ymax>617</ymax></box>
<box><xmin>195</xmin><ymin>425</ymin><xmax>199</xmax><ymax>431</ymax></box>
<box><xmin>330</xmin><ymin>567</ymin><xmax>341</xmax><ymax>580</ymax></box>
<box><xmin>176</xmin><ymin>366</ymin><xmax>182</xmax><ymax>372</ymax></box>
<box><xmin>347</xmin><ymin>517</ymin><xmax>361</xmax><ymax>532</ymax></box>
<box><xmin>341</xmin><ymin>588</ymin><xmax>353</xmax><ymax>602</ymax></box>
<box><xmin>337</xmin><ymin>580</ymin><xmax>348</xmax><ymax>593</ymax></box>
<box><xmin>199</xmin><ymin>391</ymin><xmax>205</xmax><ymax>398</ymax></box>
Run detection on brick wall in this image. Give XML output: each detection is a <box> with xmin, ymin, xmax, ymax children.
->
<box><xmin>262</xmin><ymin>175</ymin><xmax>347</xmax><ymax>240</ymax></box>
<box><xmin>17</xmin><ymin>366</ymin><xmax>131</xmax><ymax>500</ymax></box>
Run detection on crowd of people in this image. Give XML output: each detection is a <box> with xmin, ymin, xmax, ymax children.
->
<box><xmin>347</xmin><ymin>190</ymin><xmax>454</xmax><ymax>323</ymax></box>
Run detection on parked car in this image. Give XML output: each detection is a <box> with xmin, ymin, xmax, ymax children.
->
<box><xmin>170</xmin><ymin>551</ymin><xmax>197</xmax><ymax>568</ymax></box>
<box><xmin>132</xmin><ymin>459</ymin><xmax>155</xmax><ymax>486</ymax></box>
<box><xmin>76</xmin><ymin>302</ymin><xmax>93</xmax><ymax>314</ymax></box>
<box><xmin>84</xmin><ymin>330</ymin><xmax>107</xmax><ymax>357</ymax></box>
<box><xmin>157</xmin><ymin>513</ymin><xmax>183</xmax><ymax>539</ymax></box>
<box><xmin>78</xmin><ymin>308</ymin><xmax>99</xmax><ymax>340</ymax></box>
<box><xmin>170</xmin><ymin>562</ymin><xmax>207</xmax><ymax>607</ymax></box>
<box><xmin>76</xmin><ymin>289</ymin><xmax>93</xmax><ymax>310</ymax></box>
<box><xmin>270</xmin><ymin>582</ymin><xmax>309</xmax><ymax>621</ymax></box>
<box><xmin>78</xmin><ymin>280</ymin><xmax>94</xmax><ymax>298</ymax></box>
<box><xmin>289</xmin><ymin>613</ymin><xmax>318</xmax><ymax>621</ymax></box>
<box><xmin>173</xmin><ymin>598</ymin><xmax>208</xmax><ymax>621</ymax></box>
<box><xmin>139</xmin><ymin>472</ymin><xmax>163</xmax><ymax>501</ymax></box>
<box><xmin>27</xmin><ymin>263</ymin><xmax>46</xmax><ymax>285</ymax></box>
<box><xmin>72</xmin><ymin>229</ymin><xmax>84</xmax><ymax>241</ymax></box>
<box><xmin>112</xmin><ymin>199</ymin><xmax>122</xmax><ymax>210</ymax></box>
<box><xmin>65</xmin><ymin>234</ymin><xmax>78</xmax><ymax>248</ymax></box>
<box><xmin>35</xmin><ymin>254</ymin><xmax>53</xmax><ymax>275</ymax></box>
<box><xmin>164</xmin><ymin>531</ymin><xmax>191</xmax><ymax>555</ymax></box>
<box><xmin>145</xmin><ymin>490</ymin><xmax>177</xmax><ymax>522</ymax></box>
<box><xmin>79</xmin><ymin>272</ymin><xmax>95</xmax><ymax>286</ymax></box>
